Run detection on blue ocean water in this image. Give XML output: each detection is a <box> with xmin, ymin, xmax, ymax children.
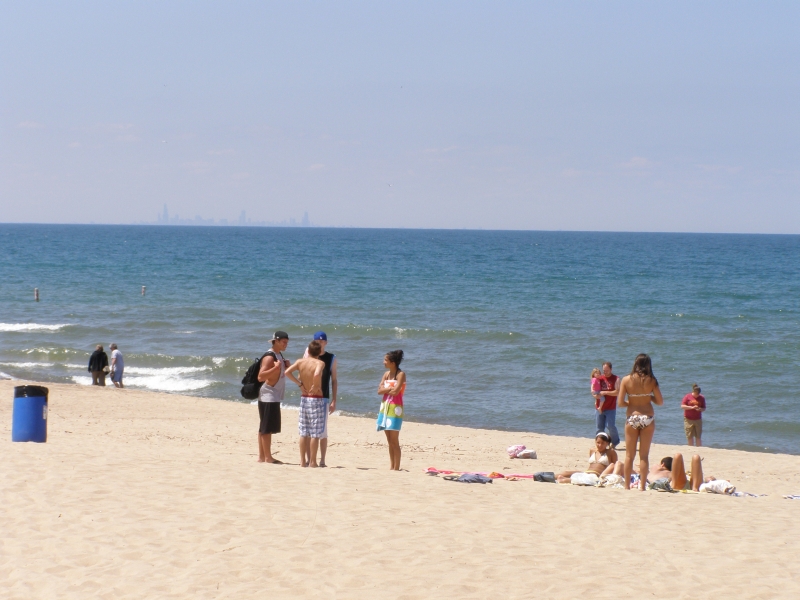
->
<box><xmin>1</xmin><ymin>224</ymin><xmax>799</xmax><ymax>454</ymax></box>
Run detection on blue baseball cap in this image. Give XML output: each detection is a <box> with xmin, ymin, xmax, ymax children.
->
<box><xmin>313</xmin><ymin>331</ymin><xmax>327</xmax><ymax>341</ymax></box>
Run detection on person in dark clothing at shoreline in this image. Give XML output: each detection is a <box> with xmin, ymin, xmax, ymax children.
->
<box><xmin>88</xmin><ymin>345</ymin><xmax>109</xmax><ymax>386</ymax></box>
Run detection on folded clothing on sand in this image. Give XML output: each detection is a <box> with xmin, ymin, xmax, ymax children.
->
<box><xmin>534</xmin><ymin>472</ymin><xmax>556</xmax><ymax>483</ymax></box>
<box><xmin>699</xmin><ymin>480</ymin><xmax>736</xmax><ymax>495</ymax></box>
<box><xmin>445</xmin><ymin>473</ymin><xmax>493</xmax><ymax>484</ymax></box>
<box><xmin>570</xmin><ymin>473</ymin><xmax>599</xmax><ymax>486</ymax></box>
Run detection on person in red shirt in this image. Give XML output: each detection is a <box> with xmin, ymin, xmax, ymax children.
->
<box><xmin>681</xmin><ymin>384</ymin><xmax>706</xmax><ymax>446</ymax></box>
<box><xmin>595</xmin><ymin>362</ymin><xmax>620</xmax><ymax>447</ymax></box>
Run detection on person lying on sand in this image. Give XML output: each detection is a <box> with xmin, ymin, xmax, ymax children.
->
<box><xmin>556</xmin><ymin>432</ymin><xmax>621</xmax><ymax>483</ymax></box>
<box><xmin>644</xmin><ymin>453</ymin><xmax>715</xmax><ymax>491</ymax></box>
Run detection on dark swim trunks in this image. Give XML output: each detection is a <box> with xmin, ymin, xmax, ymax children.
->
<box><xmin>258</xmin><ymin>401</ymin><xmax>281</xmax><ymax>435</ymax></box>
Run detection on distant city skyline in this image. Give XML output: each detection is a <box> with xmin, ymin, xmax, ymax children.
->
<box><xmin>2</xmin><ymin>3</ymin><xmax>799</xmax><ymax>233</ymax></box>
<box><xmin>150</xmin><ymin>205</ymin><xmax>312</xmax><ymax>227</ymax></box>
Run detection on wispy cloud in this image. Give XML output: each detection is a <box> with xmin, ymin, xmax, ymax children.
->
<box><xmin>422</xmin><ymin>145</ymin><xmax>458</xmax><ymax>154</ymax></box>
<box><xmin>18</xmin><ymin>121</ymin><xmax>44</xmax><ymax>129</ymax></box>
<box><xmin>697</xmin><ymin>164</ymin><xmax>741</xmax><ymax>174</ymax></box>
<box><xmin>183</xmin><ymin>161</ymin><xmax>211</xmax><ymax>174</ymax></box>
<box><xmin>620</xmin><ymin>156</ymin><xmax>653</xmax><ymax>169</ymax></box>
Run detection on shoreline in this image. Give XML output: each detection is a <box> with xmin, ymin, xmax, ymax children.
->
<box><xmin>4</xmin><ymin>379</ymin><xmax>800</xmax><ymax>597</ymax></box>
<box><xmin>4</xmin><ymin>375</ymin><xmax>792</xmax><ymax>458</ymax></box>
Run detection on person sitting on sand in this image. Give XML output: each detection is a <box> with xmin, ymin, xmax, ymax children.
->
<box><xmin>618</xmin><ymin>354</ymin><xmax>664</xmax><ymax>490</ymax></box>
<box><xmin>645</xmin><ymin>453</ymin><xmax>713</xmax><ymax>491</ymax></box>
<box><xmin>285</xmin><ymin>341</ymin><xmax>326</xmax><ymax>468</ymax></box>
<box><xmin>556</xmin><ymin>432</ymin><xmax>621</xmax><ymax>483</ymax></box>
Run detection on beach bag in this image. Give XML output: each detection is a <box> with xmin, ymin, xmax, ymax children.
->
<box><xmin>533</xmin><ymin>472</ymin><xmax>556</xmax><ymax>483</ymax></box>
<box><xmin>507</xmin><ymin>444</ymin><xmax>526</xmax><ymax>458</ymax></box>
<box><xmin>240</xmin><ymin>351</ymin><xmax>276</xmax><ymax>400</ymax></box>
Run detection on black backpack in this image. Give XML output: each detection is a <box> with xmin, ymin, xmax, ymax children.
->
<box><xmin>240</xmin><ymin>351</ymin><xmax>277</xmax><ymax>400</ymax></box>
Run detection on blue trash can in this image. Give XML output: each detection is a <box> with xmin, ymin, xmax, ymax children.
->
<box><xmin>12</xmin><ymin>385</ymin><xmax>49</xmax><ymax>443</ymax></box>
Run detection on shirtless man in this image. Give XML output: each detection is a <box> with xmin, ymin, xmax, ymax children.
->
<box><xmin>647</xmin><ymin>453</ymin><xmax>709</xmax><ymax>491</ymax></box>
<box><xmin>285</xmin><ymin>341</ymin><xmax>325</xmax><ymax>467</ymax></box>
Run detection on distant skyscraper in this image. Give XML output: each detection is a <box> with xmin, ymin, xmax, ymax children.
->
<box><xmin>238</xmin><ymin>210</ymin><xmax>246</xmax><ymax>226</ymax></box>
<box><xmin>302</xmin><ymin>211</ymin><xmax>310</xmax><ymax>227</ymax></box>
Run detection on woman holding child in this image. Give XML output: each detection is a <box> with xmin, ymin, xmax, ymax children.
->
<box><xmin>618</xmin><ymin>354</ymin><xmax>664</xmax><ymax>491</ymax></box>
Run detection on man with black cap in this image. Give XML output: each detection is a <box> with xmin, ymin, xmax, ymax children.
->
<box><xmin>256</xmin><ymin>330</ymin><xmax>290</xmax><ymax>464</ymax></box>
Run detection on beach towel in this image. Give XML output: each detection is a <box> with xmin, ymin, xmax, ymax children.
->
<box><xmin>732</xmin><ymin>491</ymin><xmax>767</xmax><ymax>498</ymax></box>
<box><xmin>426</xmin><ymin>467</ymin><xmax>535</xmax><ymax>479</ymax></box>
<box><xmin>570</xmin><ymin>473</ymin><xmax>599</xmax><ymax>486</ymax></box>
<box><xmin>699</xmin><ymin>480</ymin><xmax>736</xmax><ymax>495</ymax></box>
<box><xmin>445</xmin><ymin>473</ymin><xmax>493</xmax><ymax>484</ymax></box>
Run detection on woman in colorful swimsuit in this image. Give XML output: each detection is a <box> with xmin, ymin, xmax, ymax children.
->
<box><xmin>377</xmin><ymin>349</ymin><xmax>406</xmax><ymax>471</ymax></box>
<box><xmin>618</xmin><ymin>354</ymin><xmax>664</xmax><ymax>490</ymax></box>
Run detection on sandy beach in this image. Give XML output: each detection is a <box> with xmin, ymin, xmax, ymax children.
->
<box><xmin>2</xmin><ymin>379</ymin><xmax>800</xmax><ymax>599</ymax></box>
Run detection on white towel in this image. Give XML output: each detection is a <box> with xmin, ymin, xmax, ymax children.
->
<box><xmin>699</xmin><ymin>479</ymin><xmax>736</xmax><ymax>495</ymax></box>
<box><xmin>571</xmin><ymin>472</ymin><xmax>599</xmax><ymax>486</ymax></box>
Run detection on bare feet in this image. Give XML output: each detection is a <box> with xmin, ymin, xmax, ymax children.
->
<box><xmin>265</xmin><ymin>458</ymin><xmax>283</xmax><ymax>464</ymax></box>
<box><xmin>319</xmin><ymin>461</ymin><xmax>327</xmax><ymax>468</ymax></box>
<box><xmin>257</xmin><ymin>458</ymin><xmax>266</xmax><ymax>463</ymax></box>
<box><xmin>310</xmin><ymin>463</ymin><xmax>319</xmax><ymax>468</ymax></box>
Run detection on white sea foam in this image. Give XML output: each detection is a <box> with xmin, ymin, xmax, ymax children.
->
<box><xmin>72</xmin><ymin>373</ymin><xmax>214</xmax><ymax>392</ymax></box>
<box><xmin>125</xmin><ymin>366</ymin><xmax>210</xmax><ymax>376</ymax></box>
<box><xmin>0</xmin><ymin>362</ymin><xmax>55</xmax><ymax>369</ymax></box>
<box><xmin>212</xmin><ymin>357</ymin><xmax>226</xmax><ymax>365</ymax></box>
<box><xmin>0</xmin><ymin>323</ymin><xmax>70</xmax><ymax>332</ymax></box>
<box><xmin>124</xmin><ymin>376</ymin><xmax>213</xmax><ymax>392</ymax></box>
<box><xmin>0</xmin><ymin>371</ymin><xmax>12</xmax><ymax>380</ymax></box>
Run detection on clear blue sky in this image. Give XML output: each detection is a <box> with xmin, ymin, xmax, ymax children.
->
<box><xmin>2</xmin><ymin>2</ymin><xmax>798</xmax><ymax>232</ymax></box>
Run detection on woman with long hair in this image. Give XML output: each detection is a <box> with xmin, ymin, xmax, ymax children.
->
<box><xmin>377</xmin><ymin>349</ymin><xmax>406</xmax><ymax>471</ymax></box>
<box><xmin>618</xmin><ymin>354</ymin><xmax>664</xmax><ymax>490</ymax></box>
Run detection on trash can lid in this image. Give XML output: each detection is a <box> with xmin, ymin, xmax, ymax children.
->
<box><xmin>14</xmin><ymin>385</ymin><xmax>49</xmax><ymax>398</ymax></box>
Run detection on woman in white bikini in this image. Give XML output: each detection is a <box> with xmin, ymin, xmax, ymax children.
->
<box><xmin>618</xmin><ymin>354</ymin><xmax>664</xmax><ymax>490</ymax></box>
<box><xmin>556</xmin><ymin>432</ymin><xmax>620</xmax><ymax>483</ymax></box>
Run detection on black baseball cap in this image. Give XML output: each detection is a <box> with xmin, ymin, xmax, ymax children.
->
<box><xmin>271</xmin><ymin>330</ymin><xmax>289</xmax><ymax>341</ymax></box>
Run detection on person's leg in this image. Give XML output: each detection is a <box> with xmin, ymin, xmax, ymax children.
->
<box><xmin>299</xmin><ymin>436</ymin><xmax>310</xmax><ymax>467</ymax></box>
<box><xmin>612</xmin><ymin>461</ymin><xmax>624</xmax><ymax>475</ymax></box>
<box><xmin>385</xmin><ymin>430</ymin><xmax>401</xmax><ymax>470</ymax></box>
<box><xmin>596</xmin><ymin>410</ymin><xmax>606</xmax><ymax>436</ymax></box>
<box><xmin>696</xmin><ymin>420</ymin><xmax>702</xmax><ymax>447</ymax></box>
<box><xmin>689</xmin><ymin>454</ymin><xmax>703</xmax><ymax>491</ymax></box>
<box><xmin>100</xmin><ymin>373</ymin><xmax>106</xmax><ymax>386</ymax></box>
<box><xmin>623</xmin><ymin>423</ymin><xmax>639</xmax><ymax>490</ymax></box>
<box><xmin>605</xmin><ymin>409</ymin><xmax>620</xmax><ymax>446</ymax></box>
<box><xmin>258</xmin><ymin>433</ymin><xmax>266</xmax><ymax>462</ymax></box>
<box><xmin>600</xmin><ymin>462</ymin><xmax>617</xmax><ymax>477</ymax></box>
<box><xmin>261</xmin><ymin>433</ymin><xmax>281</xmax><ymax>463</ymax></box>
<box><xmin>309</xmin><ymin>438</ymin><xmax>320</xmax><ymax>468</ymax></box>
<box><xmin>637</xmin><ymin>422</ymin><xmax>656</xmax><ymax>491</ymax></box>
<box><xmin>91</xmin><ymin>371</ymin><xmax>98</xmax><ymax>385</ymax></box>
<box><xmin>320</xmin><ymin>438</ymin><xmax>328</xmax><ymax>466</ymax></box>
<box><xmin>670</xmin><ymin>453</ymin><xmax>688</xmax><ymax>490</ymax></box>
<box><xmin>556</xmin><ymin>470</ymin><xmax>578</xmax><ymax>483</ymax></box>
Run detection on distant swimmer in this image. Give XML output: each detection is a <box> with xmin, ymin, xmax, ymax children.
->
<box><xmin>377</xmin><ymin>349</ymin><xmax>406</xmax><ymax>471</ymax></box>
<box><xmin>257</xmin><ymin>331</ymin><xmax>290</xmax><ymax>464</ymax></box>
<box><xmin>285</xmin><ymin>341</ymin><xmax>325</xmax><ymax>468</ymax></box>
<box><xmin>617</xmin><ymin>354</ymin><xmax>664</xmax><ymax>491</ymax></box>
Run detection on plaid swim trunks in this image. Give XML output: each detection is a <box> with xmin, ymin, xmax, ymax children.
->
<box><xmin>299</xmin><ymin>396</ymin><xmax>327</xmax><ymax>438</ymax></box>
